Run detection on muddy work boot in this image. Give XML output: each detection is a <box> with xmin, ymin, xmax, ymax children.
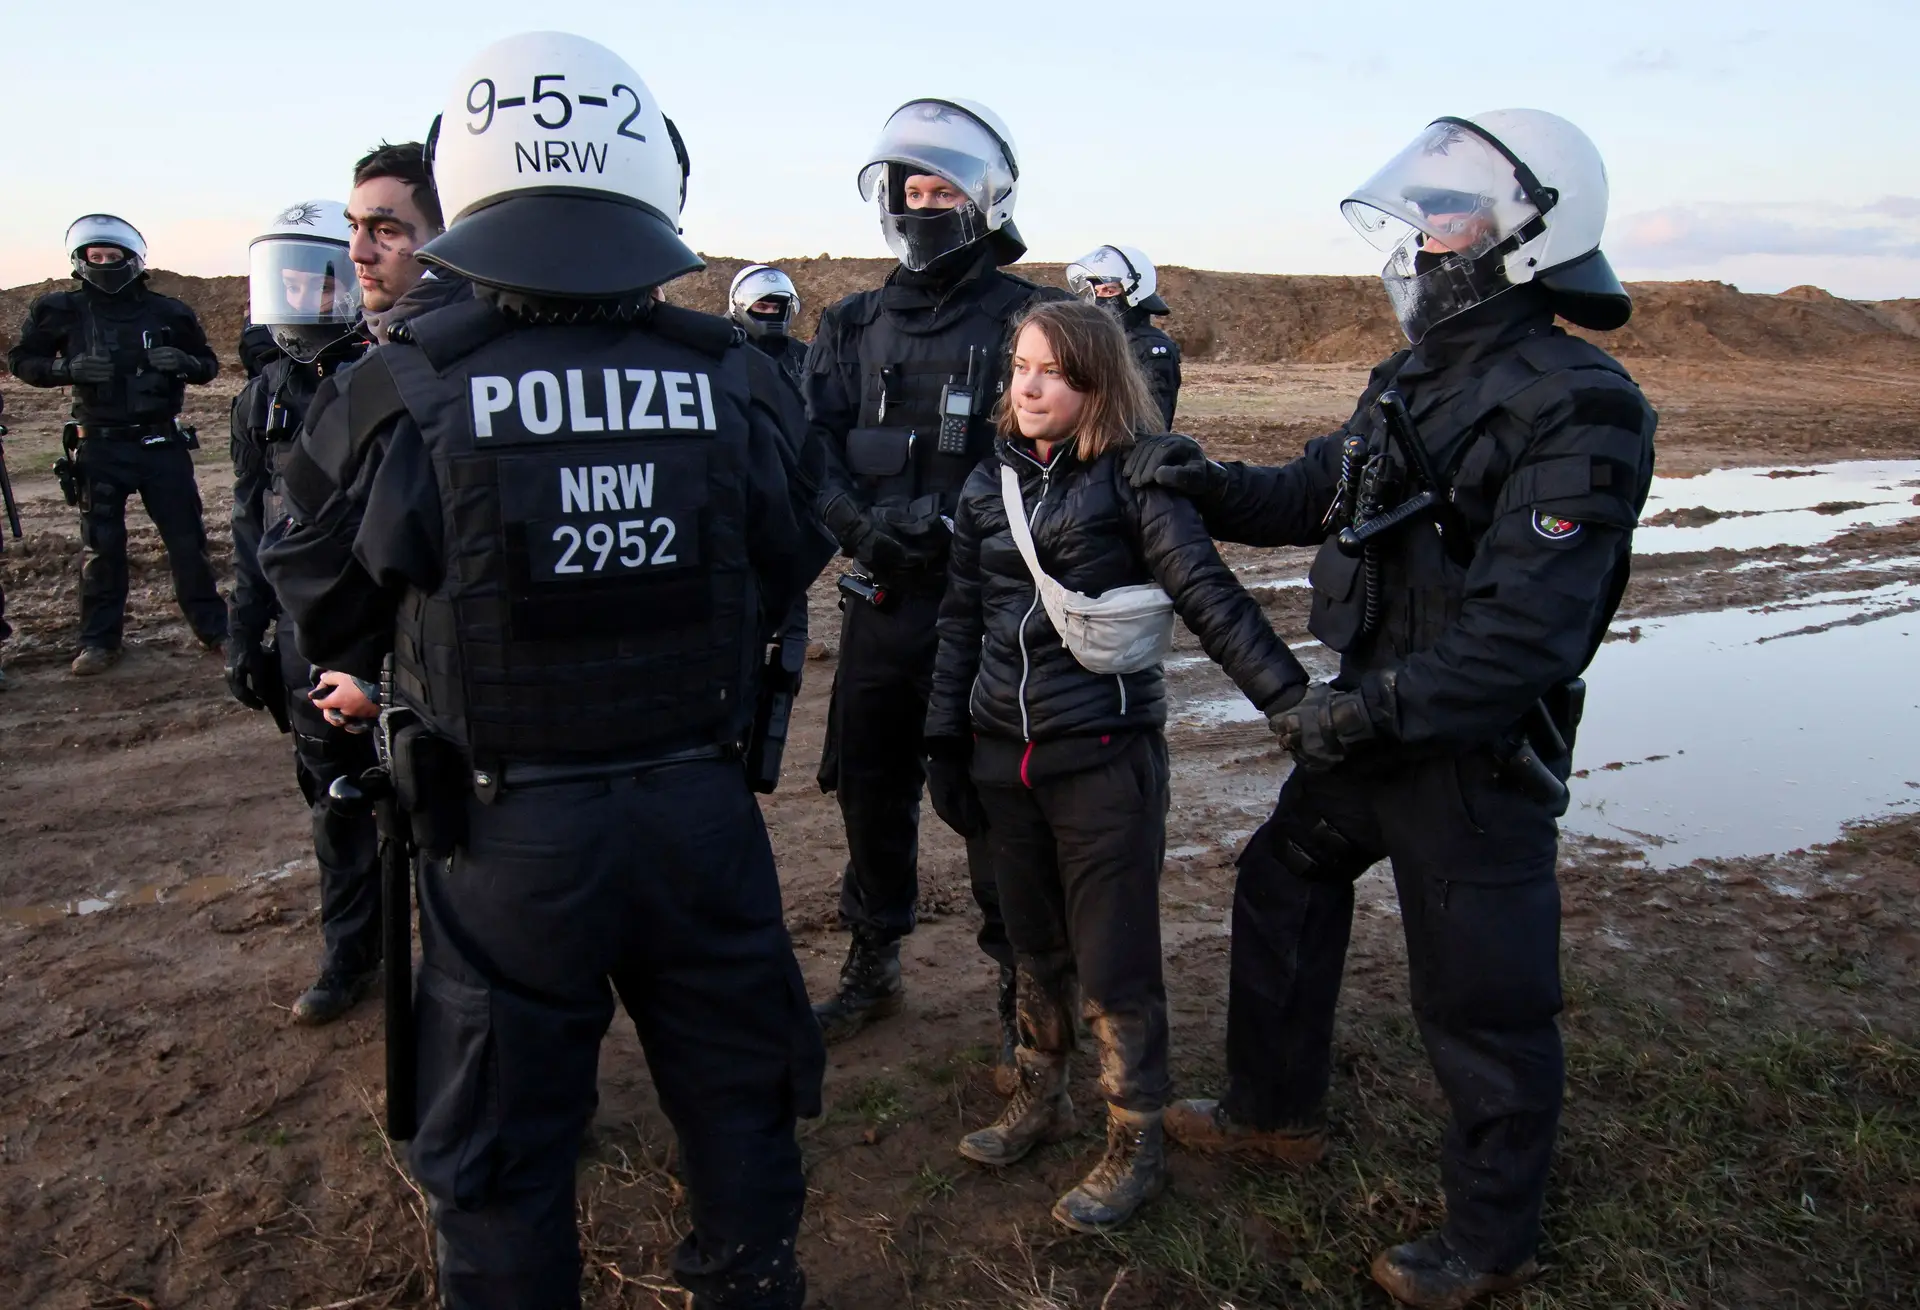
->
<box><xmin>991</xmin><ymin>963</ymin><xmax>1020</xmax><ymax>1096</ymax></box>
<box><xmin>292</xmin><ymin>965</ymin><xmax>377</xmax><ymax>1026</ymax></box>
<box><xmin>1052</xmin><ymin>1106</ymin><xmax>1166</xmax><ymax>1233</ymax></box>
<box><xmin>958</xmin><ymin>1048</ymin><xmax>1076</xmax><ymax>1166</ymax></box>
<box><xmin>1163</xmin><ymin>1098</ymin><xmax>1327</xmax><ymax>1163</ymax></box>
<box><xmin>811</xmin><ymin>931</ymin><xmax>903</xmax><ymax>1042</ymax></box>
<box><xmin>71</xmin><ymin>645</ymin><xmax>123</xmax><ymax>677</ymax></box>
<box><xmin>1371</xmin><ymin>1233</ymin><xmax>1540</xmax><ymax>1309</ymax></box>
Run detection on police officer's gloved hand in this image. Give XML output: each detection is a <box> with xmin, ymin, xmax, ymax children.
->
<box><xmin>924</xmin><ymin>737</ymin><xmax>987</xmax><ymax>838</ymax></box>
<box><xmin>881</xmin><ymin>505</ymin><xmax>952</xmax><ymax>569</ymax></box>
<box><xmin>1122</xmin><ymin>432</ymin><xmax>1228</xmax><ymax>502</ymax></box>
<box><xmin>146</xmin><ymin>346</ymin><xmax>193</xmax><ymax>375</ymax></box>
<box><xmin>67</xmin><ymin>354</ymin><xmax>116</xmax><ymax>385</ymax></box>
<box><xmin>823</xmin><ymin>493</ymin><xmax>914</xmax><ymax>574</ymax></box>
<box><xmin>1270</xmin><ymin>671</ymin><xmax>1398</xmax><ymax>771</ymax></box>
<box><xmin>224</xmin><ymin>633</ymin><xmax>267</xmax><ymax>710</ymax></box>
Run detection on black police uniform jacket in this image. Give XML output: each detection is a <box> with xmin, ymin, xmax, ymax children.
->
<box><xmin>927</xmin><ymin>436</ymin><xmax>1302</xmax><ymax>749</ymax></box>
<box><xmin>751</xmin><ymin>332</ymin><xmax>809</xmax><ymax>395</ymax></box>
<box><xmin>1196</xmin><ymin>284</ymin><xmax>1656</xmax><ymax>756</ymax></box>
<box><xmin>260</xmin><ymin>295</ymin><xmax>831</xmax><ymax>771</ymax></box>
<box><xmin>1123</xmin><ymin>308</ymin><xmax>1181</xmax><ymax>429</ymax></box>
<box><xmin>8</xmin><ymin>277</ymin><xmax>218</xmax><ymax>423</ymax></box>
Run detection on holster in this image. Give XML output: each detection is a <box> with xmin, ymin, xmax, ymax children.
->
<box><xmin>390</xmin><ymin>723</ymin><xmax>470</xmax><ymax>857</ymax></box>
<box><xmin>745</xmin><ymin>602</ymin><xmax>809</xmax><ymax>795</ymax></box>
<box><xmin>257</xmin><ymin>640</ymin><xmax>291</xmax><ymax>734</ymax></box>
<box><xmin>55</xmin><ymin>423</ymin><xmax>82</xmax><ymax>508</ymax></box>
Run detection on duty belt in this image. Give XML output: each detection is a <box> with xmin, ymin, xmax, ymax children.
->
<box><xmin>478</xmin><ymin>744</ymin><xmax>732</xmax><ymax>797</ymax></box>
<box><xmin>75</xmin><ymin>420</ymin><xmax>180</xmax><ymax>443</ymax></box>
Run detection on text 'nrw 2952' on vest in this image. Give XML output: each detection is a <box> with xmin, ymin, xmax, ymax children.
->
<box><xmin>470</xmin><ymin>367</ymin><xmax>719</xmax><ymax>438</ymax></box>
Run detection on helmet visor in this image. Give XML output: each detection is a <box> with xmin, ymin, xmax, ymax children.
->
<box><xmin>1378</xmin><ymin>230</ymin><xmax>1515</xmax><ymax>345</ymax></box>
<box><xmin>1341</xmin><ymin>120</ymin><xmax>1538</xmax><ymax>261</ymax></box>
<box><xmin>1065</xmin><ymin>246</ymin><xmax>1136</xmax><ymax>301</ymax></box>
<box><xmin>249</xmin><ymin>238</ymin><xmax>361</xmax><ymax>328</ymax></box>
<box><xmin>857</xmin><ymin>101</ymin><xmax>1013</xmax><ymax>215</ymax></box>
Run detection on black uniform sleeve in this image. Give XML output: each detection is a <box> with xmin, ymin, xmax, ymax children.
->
<box><xmin>1391</xmin><ymin>380</ymin><xmax>1656</xmax><ymax>752</ymax></box>
<box><xmin>802</xmin><ymin>303</ymin><xmax>863</xmax><ymax>516</ymax></box>
<box><xmin>1129</xmin><ymin>479</ymin><xmax>1306</xmax><ymax>711</ymax></box>
<box><xmin>1142</xmin><ymin>334</ymin><xmax>1181</xmax><ymax>428</ymax></box>
<box><xmin>167</xmin><ymin>302</ymin><xmax>219</xmax><ymax>384</ymax></box>
<box><xmin>742</xmin><ymin>347</ymin><xmax>835</xmax><ymax>626</ymax></box>
<box><xmin>228</xmin><ymin>377</ymin><xmax>276</xmax><ymax>642</ymax></box>
<box><xmin>926</xmin><ymin>469</ymin><xmax>990</xmax><ymax>742</ymax></box>
<box><xmin>1196</xmin><ymin>429</ymin><xmax>1348</xmax><ymax>547</ymax></box>
<box><xmin>6</xmin><ymin>296</ymin><xmax>71</xmax><ymax>386</ymax></box>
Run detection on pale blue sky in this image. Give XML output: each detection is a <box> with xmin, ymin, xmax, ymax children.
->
<box><xmin>3</xmin><ymin>1</ymin><xmax>1915</xmax><ymax>297</ymax></box>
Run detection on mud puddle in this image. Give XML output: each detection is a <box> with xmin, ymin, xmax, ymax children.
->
<box><xmin>1635</xmin><ymin>459</ymin><xmax>1920</xmax><ymax>554</ymax></box>
<box><xmin>0</xmin><ymin>859</ymin><xmax>304</xmax><ymax>928</ymax></box>
<box><xmin>1561</xmin><ymin>580</ymin><xmax>1920</xmax><ymax>865</ymax></box>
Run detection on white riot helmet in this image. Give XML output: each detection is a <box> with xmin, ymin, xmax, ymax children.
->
<box><xmin>66</xmin><ymin>214</ymin><xmax>148</xmax><ymax>295</ymax></box>
<box><xmin>857</xmin><ymin>98</ymin><xmax>1024</xmax><ymax>271</ymax></box>
<box><xmin>728</xmin><ymin>264</ymin><xmax>800</xmax><ymax>340</ymax></box>
<box><xmin>419</xmin><ymin>31</ymin><xmax>700</xmax><ymax>298</ymax></box>
<box><xmin>1065</xmin><ymin>244</ymin><xmax>1169</xmax><ymax>315</ymax></box>
<box><xmin>1341</xmin><ymin>109</ymin><xmax>1628</xmax><ymax>344</ymax></box>
<box><xmin>248</xmin><ymin>201</ymin><xmax>363</xmax><ymax>363</ymax></box>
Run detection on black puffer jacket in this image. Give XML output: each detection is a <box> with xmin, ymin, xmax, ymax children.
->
<box><xmin>927</xmin><ymin>438</ymin><xmax>1305</xmax><ymax>746</ymax></box>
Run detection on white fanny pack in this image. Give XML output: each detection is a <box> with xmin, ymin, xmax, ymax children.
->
<box><xmin>1000</xmin><ymin>463</ymin><xmax>1176</xmax><ymax>676</ymax></box>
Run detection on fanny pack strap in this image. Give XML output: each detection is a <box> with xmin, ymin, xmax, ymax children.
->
<box><xmin>998</xmin><ymin>464</ymin><xmax>1067</xmax><ymax>632</ymax></box>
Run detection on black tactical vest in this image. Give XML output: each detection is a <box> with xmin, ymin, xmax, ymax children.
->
<box><xmin>1307</xmin><ymin>333</ymin><xmax>1638</xmax><ymax>665</ymax></box>
<box><xmin>58</xmin><ymin>287</ymin><xmax>190</xmax><ymax>423</ymax></box>
<box><xmin>839</xmin><ymin>274</ymin><xmax>1046</xmax><ymax>512</ymax></box>
<box><xmin>377</xmin><ymin>299</ymin><xmax>764</xmax><ymax>769</ymax></box>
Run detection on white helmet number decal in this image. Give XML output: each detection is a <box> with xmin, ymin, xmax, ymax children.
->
<box><xmin>465</xmin><ymin>74</ymin><xmax>645</xmax><ymax>177</ymax></box>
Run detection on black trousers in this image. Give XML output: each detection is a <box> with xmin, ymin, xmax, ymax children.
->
<box><xmin>822</xmin><ymin>589</ymin><xmax>1007</xmax><ymax>964</ymax></box>
<box><xmin>277</xmin><ymin>627</ymin><xmax>380</xmax><ymax>975</ymax></box>
<box><xmin>1224</xmin><ymin>750</ymin><xmax>1563</xmax><ymax>1272</ymax></box>
<box><xmin>75</xmin><ymin>437</ymin><xmax>225</xmax><ymax>648</ymax></box>
<box><xmin>410</xmin><ymin>760</ymin><xmax>823</xmax><ymax>1310</ymax></box>
<box><xmin>977</xmin><ymin>732</ymin><xmax>1171</xmax><ymax>1111</ymax></box>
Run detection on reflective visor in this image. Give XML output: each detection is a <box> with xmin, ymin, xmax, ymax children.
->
<box><xmin>1065</xmin><ymin>246</ymin><xmax>1135</xmax><ymax>300</ymax></box>
<box><xmin>248</xmin><ymin>238</ymin><xmax>360</xmax><ymax>328</ymax></box>
<box><xmin>1341</xmin><ymin>120</ymin><xmax>1538</xmax><ymax>261</ymax></box>
<box><xmin>857</xmin><ymin>101</ymin><xmax>1014</xmax><ymax>216</ymax></box>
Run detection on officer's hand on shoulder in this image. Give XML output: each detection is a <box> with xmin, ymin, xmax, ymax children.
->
<box><xmin>1123</xmin><ymin>432</ymin><xmax>1225</xmax><ymax>500</ymax></box>
<box><xmin>68</xmin><ymin>354</ymin><xmax>115</xmax><ymax>385</ymax></box>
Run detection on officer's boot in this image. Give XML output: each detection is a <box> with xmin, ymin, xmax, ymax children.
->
<box><xmin>71</xmin><ymin>646</ymin><xmax>123</xmax><ymax>677</ymax></box>
<box><xmin>1051</xmin><ymin>1106</ymin><xmax>1166</xmax><ymax>1233</ymax></box>
<box><xmin>991</xmin><ymin>963</ymin><xmax>1020</xmax><ymax>1096</ymax></box>
<box><xmin>957</xmin><ymin>1046</ymin><xmax>1076</xmax><ymax>1166</ymax></box>
<box><xmin>812</xmin><ymin>930</ymin><xmax>903</xmax><ymax>1042</ymax></box>
<box><xmin>292</xmin><ymin>962</ymin><xmax>378</xmax><ymax>1026</ymax></box>
<box><xmin>1163</xmin><ymin>1098</ymin><xmax>1327</xmax><ymax>1163</ymax></box>
<box><xmin>1370</xmin><ymin>1232</ymin><xmax>1540</xmax><ymax>1309</ymax></box>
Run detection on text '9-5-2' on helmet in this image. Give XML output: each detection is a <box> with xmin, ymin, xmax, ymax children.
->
<box><xmin>1340</xmin><ymin>109</ymin><xmax>1629</xmax><ymax>344</ymax></box>
<box><xmin>1065</xmin><ymin>245</ymin><xmax>1169</xmax><ymax>315</ymax></box>
<box><xmin>418</xmin><ymin>31</ymin><xmax>701</xmax><ymax>300</ymax></box>
<box><xmin>248</xmin><ymin>200</ymin><xmax>363</xmax><ymax>363</ymax></box>
<box><xmin>66</xmin><ymin>214</ymin><xmax>148</xmax><ymax>295</ymax></box>
<box><xmin>728</xmin><ymin>264</ymin><xmax>800</xmax><ymax>339</ymax></box>
<box><xmin>858</xmin><ymin>98</ymin><xmax>1024</xmax><ymax>272</ymax></box>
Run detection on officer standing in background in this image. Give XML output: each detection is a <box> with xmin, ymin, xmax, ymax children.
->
<box><xmin>1126</xmin><ymin>111</ymin><xmax>1656</xmax><ymax>1308</ymax></box>
<box><xmin>262</xmin><ymin>32</ymin><xmax>831</xmax><ymax>1310</ymax></box>
<box><xmin>1066</xmin><ymin>244</ymin><xmax>1180</xmax><ymax>428</ymax></box>
<box><xmin>806</xmin><ymin>98</ymin><xmax>1069</xmax><ymax>1054</ymax></box>
<box><xmin>728</xmin><ymin>263</ymin><xmax>808</xmax><ymax>391</ymax></box>
<box><xmin>226</xmin><ymin>200</ymin><xmax>382</xmax><ymax>1025</ymax></box>
<box><xmin>7</xmin><ymin>216</ymin><xmax>226</xmax><ymax>674</ymax></box>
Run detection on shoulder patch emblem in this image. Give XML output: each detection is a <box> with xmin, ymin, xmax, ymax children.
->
<box><xmin>1533</xmin><ymin>511</ymin><xmax>1582</xmax><ymax>541</ymax></box>
<box><xmin>1150</xmin><ymin>345</ymin><xmax>1169</xmax><ymax>355</ymax></box>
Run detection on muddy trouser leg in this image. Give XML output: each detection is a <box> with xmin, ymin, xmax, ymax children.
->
<box><xmin>75</xmin><ymin>439</ymin><xmax>133</xmax><ymax>649</ymax></box>
<box><xmin>138</xmin><ymin>441</ymin><xmax>226</xmax><ymax>642</ymax></box>
<box><xmin>977</xmin><ymin>775</ymin><xmax>1076</xmax><ymax>1056</ymax></box>
<box><xmin>1221</xmin><ymin>763</ymin><xmax>1385</xmax><ymax>1129</ymax></box>
<box><xmin>280</xmin><ymin>627</ymin><xmax>381</xmax><ymax>975</ymax></box>
<box><xmin>610</xmin><ymin>761</ymin><xmax>820</xmax><ymax>1309</ymax></box>
<box><xmin>828</xmin><ymin>591</ymin><xmax>941</xmax><ymax>944</ymax></box>
<box><xmin>1380</xmin><ymin>753</ymin><xmax>1564</xmax><ymax>1272</ymax></box>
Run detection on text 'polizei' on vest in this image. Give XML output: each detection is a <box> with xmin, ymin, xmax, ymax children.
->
<box><xmin>471</xmin><ymin>368</ymin><xmax>719</xmax><ymax>439</ymax></box>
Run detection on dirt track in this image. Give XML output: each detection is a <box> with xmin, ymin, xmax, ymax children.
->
<box><xmin>2</xmin><ymin>275</ymin><xmax>1917</xmax><ymax>1308</ymax></box>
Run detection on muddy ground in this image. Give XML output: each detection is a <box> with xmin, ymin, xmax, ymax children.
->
<box><xmin>1</xmin><ymin>352</ymin><xmax>1917</xmax><ymax>1310</ymax></box>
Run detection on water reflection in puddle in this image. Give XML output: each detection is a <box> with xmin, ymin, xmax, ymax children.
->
<box><xmin>0</xmin><ymin>860</ymin><xmax>303</xmax><ymax>928</ymax></box>
<box><xmin>1563</xmin><ymin>581</ymin><xmax>1920</xmax><ymax>865</ymax></box>
<box><xmin>1635</xmin><ymin>460</ymin><xmax>1920</xmax><ymax>555</ymax></box>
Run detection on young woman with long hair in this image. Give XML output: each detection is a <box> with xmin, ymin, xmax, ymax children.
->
<box><xmin>924</xmin><ymin>299</ymin><xmax>1308</xmax><ymax>1231</ymax></box>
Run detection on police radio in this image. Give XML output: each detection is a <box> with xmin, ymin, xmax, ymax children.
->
<box><xmin>935</xmin><ymin>346</ymin><xmax>982</xmax><ymax>457</ymax></box>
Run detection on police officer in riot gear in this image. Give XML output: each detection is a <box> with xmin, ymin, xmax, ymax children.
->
<box><xmin>807</xmin><ymin>98</ymin><xmax>1069</xmax><ymax>1053</ymax></box>
<box><xmin>1067</xmin><ymin>244</ymin><xmax>1180</xmax><ymax>427</ymax></box>
<box><xmin>1126</xmin><ymin>110</ymin><xmax>1656</xmax><ymax>1308</ymax></box>
<box><xmin>227</xmin><ymin>200</ymin><xmax>381</xmax><ymax>1025</ymax></box>
<box><xmin>729</xmin><ymin>263</ymin><xmax>808</xmax><ymax>391</ymax></box>
<box><xmin>261</xmin><ymin>32</ymin><xmax>832</xmax><ymax>1310</ymax></box>
<box><xmin>8</xmin><ymin>215</ymin><xmax>225</xmax><ymax>674</ymax></box>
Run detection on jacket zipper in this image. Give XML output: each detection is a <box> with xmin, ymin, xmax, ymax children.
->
<box><xmin>1015</xmin><ymin>459</ymin><xmax>1053</xmax><ymax>743</ymax></box>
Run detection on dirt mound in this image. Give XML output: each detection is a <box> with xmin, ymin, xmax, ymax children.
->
<box><xmin>7</xmin><ymin>263</ymin><xmax>1917</xmax><ymax>370</ymax></box>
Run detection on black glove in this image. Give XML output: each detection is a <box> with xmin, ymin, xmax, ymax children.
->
<box><xmin>146</xmin><ymin>346</ymin><xmax>193</xmax><ymax>375</ymax></box>
<box><xmin>823</xmin><ymin>493</ymin><xmax>915</xmax><ymax>574</ymax></box>
<box><xmin>877</xmin><ymin>504</ymin><xmax>951</xmax><ymax>569</ymax></box>
<box><xmin>67</xmin><ymin>354</ymin><xmax>116</xmax><ymax>385</ymax></box>
<box><xmin>224</xmin><ymin>634</ymin><xmax>267</xmax><ymax>710</ymax></box>
<box><xmin>1270</xmin><ymin>672</ymin><xmax>1398</xmax><ymax>771</ymax></box>
<box><xmin>1122</xmin><ymin>432</ymin><xmax>1228</xmax><ymax>501</ymax></box>
<box><xmin>924</xmin><ymin>739</ymin><xmax>988</xmax><ymax>838</ymax></box>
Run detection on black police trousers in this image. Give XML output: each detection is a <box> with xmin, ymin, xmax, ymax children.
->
<box><xmin>1223</xmin><ymin>750</ymin><xmax>1563</xmax><ymax>1273</ymax></box>
<box><xmin>277</xmin><ymin>626</ymin><xmax>379</xmax><ymax>976</ymax></box>
<box><xmin>75</xmin><ymin>436</ymin><xmax>225</xmax><ymax>648</ymax></box>
<box><xmin>823</xmin><ymin>588</ymin><xmax>1008</xmax><ymax>964</ymax></box>
<box><xmin>410</xmin><ymin>759</ymin><xmax>823</xmax><ymax>1310</ymax></box>
<box><xmin>978</xmin><ymin>731</ymin><xmax>1172</xmax><ymax>1111</ymax></box>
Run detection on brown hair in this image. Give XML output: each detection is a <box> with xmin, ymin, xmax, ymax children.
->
<box><xmin>995</xmin><ymin>299</ymin><xmax>1166</xmax><ymax>462</ymax></box>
